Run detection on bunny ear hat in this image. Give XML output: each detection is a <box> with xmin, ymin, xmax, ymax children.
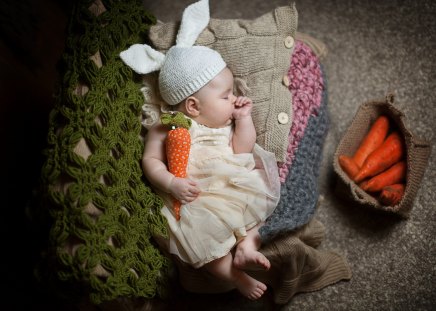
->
<box><xmin>120</xmin><ymin>0</ymin><xmax>226</xmax><ymax>106</ymax></box>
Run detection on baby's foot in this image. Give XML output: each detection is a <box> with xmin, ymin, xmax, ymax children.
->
<box><xmin>233</xmin><ymin>246</ymin><xmax>270</xmax><ymax>271</ymax></box>
<box><xmin>234</xmin><ymin>272</ymin><xmax>267</xmax><ymax>300</ymax></box>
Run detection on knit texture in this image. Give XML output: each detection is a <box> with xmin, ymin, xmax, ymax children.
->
<box><xmin>36</xmin><ymin>0</ymin><xmax>169</xmax><ymax>304</ymax></box>
<box><xmin>34</xmin><ymin>0</ymin><xmax>331</xmax><ymax>304</ymax></box>
<box><xmin>333</xmin><ymin>95</ymin><xmax>431</xmax><ymax>217</ymax></box>
<box><xmin>175</xmin><ymin>0</ymin><xmax>210</xmax><ymax>48</ymax></box>
<box><xmin>278</xmin><ymin>40</ymin><xmax>324</xmax><ymax>182</ymax></box>
<box><xmin>159</xmin><ymin>46</ymin><xmax>226</xmax><ymax>105</ymax></box>
<box><xmin>169</xmin><ymin>218</ymin><xmax>351</xmax><ymax>304</ymax></box>
<box><xmin>149</xmin><ymin>4</ymin><xmax>298</xmax><ymax>162</ymax></box>
<box><xmin>146</xmin><ymin>20</ymin><xmax>328</xmax><ymax>244</ymax></box>
<box><xmin>260</xmin><ymin>67</ymin><xmax>329</xmax><ymax>242</ymax></box>
<box><xmin>119</xmin><ymin>0</ymin><xmax>227</xmax><ymax>106</ymax></box>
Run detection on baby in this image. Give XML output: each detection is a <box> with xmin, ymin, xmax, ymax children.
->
<box><xmin>120</xmin><ymin>0</ymin><xmax>280</xmax><ymax>300</ymax></box>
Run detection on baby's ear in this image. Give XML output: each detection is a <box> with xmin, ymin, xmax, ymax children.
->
<box><xmin>184</xmin><ymin>96</ymin><xmax>200</xmax><ymax>117</ymax></box>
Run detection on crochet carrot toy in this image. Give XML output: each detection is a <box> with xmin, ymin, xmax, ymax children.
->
<box><xmin>161</xmin><ymin>112</ymin><xmax>192</xmax><ymax>221</ymax></box>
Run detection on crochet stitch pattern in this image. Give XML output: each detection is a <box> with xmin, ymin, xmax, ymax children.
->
<box><xmin>278</xmin><ymin>41</ymin><xmax>324</xmax><ymax>182</ymax></box>
<box><xmin>260</xmin><ymin>41</ymin><xmax>329</xmax><ymax>242</ymax></box>
<box><xmin>260</xmin><ymin>83</ymin><xmax>329</xmax><ymax>242</ymax></box>
<box><xmin>38</xmin><ymin>0</ymin><xmax>169</xmax><ymax>304</ymax></box>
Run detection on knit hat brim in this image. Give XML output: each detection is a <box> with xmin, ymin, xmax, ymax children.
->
<box><xmin>159</xmin><ymin>46</ymin><xmax>227</xmax><ymax>105</ymax></box>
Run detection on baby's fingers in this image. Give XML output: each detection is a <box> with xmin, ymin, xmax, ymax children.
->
<box><xmin>181</xmin><ymin>191</ymin><xmax>200</xmax><ymax>203</ymax></box>
<box><xmin>235</xmin><ymin>96</ymin><xmax>246</xmax><ymax>106</ymax></box>
<box><xmin>183</xmin><ymin>196</ymin><xmax>197</xmax><ymax>203</ymax></box>
<box><xmin>236</xmin><ymin>96</ymin><xmax>252</xmax><ymax>106</ymax></box>
<box><xmin>189</xmin><ymin>186</ymin><xmax>201</xmax><ymax>195</ymax></box>
<box><xmin>187</xmin><ymin>180</ymin><xmax>200</xmax><ymax>192</ymax></box>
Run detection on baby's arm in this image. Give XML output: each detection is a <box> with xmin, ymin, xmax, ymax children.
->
<box><xmin>232</xmin><ymin>96</ymin><xmax>256</xmax><ymax>154</ymax></box>
<box><xmin>142</xmin><ymin>124</ymin><xmax>200</xmax><ymax>203</ymax></box>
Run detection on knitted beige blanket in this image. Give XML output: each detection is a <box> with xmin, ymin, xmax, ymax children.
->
<box><xmin>157</xmin><ymin>218</ymin><xmax>351</xmax><ymax>304</ymax></box>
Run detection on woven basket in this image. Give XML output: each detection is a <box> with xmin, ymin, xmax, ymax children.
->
<box><xmin>333</xmin><ymin>94</ymin><xmax>431</xmax><ymax>218</ymax></box>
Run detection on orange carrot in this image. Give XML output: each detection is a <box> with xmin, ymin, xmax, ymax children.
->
<box><xmin>353</xmin><ymin>115</ymin><xmax>390</xmax><ymax>167</ymax></box>
<box><xmin>339</xmin><ymin>155</ymin><xmax>360</xmax><ymax>179</ymax></box>
<box><xmin>360</xmin><ymin>161</ymin><xmax>406</xmax><ymax>192</ymax></box>
<box><xmin>358</xmin><ymin>179</ymin><xmax>370</xmax><ymax>191</ymax></box>
<box><xmin>161</xmin><ymin>112</ymin><xmax>192</xmax><ymax>221</ymax></box>
<box><xmin>379</xmin><ymin>183</ymin><xmax>405</xmax><ymax>206</ymax></box>
<box><xmin>354</xmin><ymin>131</ymin><xmax>405</xmax><ymax>183</ymax></box>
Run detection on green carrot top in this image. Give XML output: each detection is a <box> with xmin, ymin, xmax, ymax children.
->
<box><xmin>160</xmin><ymin>112</ymin><xmax>192</xmax><ymax>129</ymax></box>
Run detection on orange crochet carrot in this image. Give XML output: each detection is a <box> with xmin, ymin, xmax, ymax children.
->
<box><xmin>161</xmin><ymin>112</ymin><xmax>192</xmax><ymax>221</ymax></box>
<box><xmin>360</xmin><ymin>160</ymin><xmax>407</xmax><ymax>192</ymax></box>
<box><xmin>379</xmin><ymin>183</ymin><xmax>405</xmax><ymax>206</ymax></box>
<box><xmin>353</xmin><ymin>115</ymin><xmax>390</xmax><ymax>167</ymax></box>
<box><xmin>354</xmin><ymin>131</ymin><xmax>405</xmax><ymax>183</ymax></box>
<box><xmin>339</xmin><ymin>155</ymin><xmax>360</xmax><ymax>179</ymax></box>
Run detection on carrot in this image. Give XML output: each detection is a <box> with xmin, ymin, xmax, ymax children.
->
<box><xmin>161</xmin><ymin>112</ymin><xmax>192</xmax><ymax>221</ymax></box>
<box><xmin>360</xmin><ymin>160</ymin><xmax>406</xmax><ymax>192</ymax></box>
<box><xmin>339</xmin><ymin>155</ymin><xmax>360</xmax><ymax>179</ymax></box>
<box><xmin>358</xmin><ymin>179</ymin><xmax>370</xmax><ymax>191</ymax></box>
<box><xmin>353</xmin><ymin>115</ymin><xmax>390</xmax><ymax>167</ymax></box>
<box><xmin>354</xmin><ymin>131</ymin><xmax>405</xmax><ymax>183</ymax></box>
<box><xmin>379</xmin><ymin>183</ymin><xmax>405</xmax><ymax>206</ymax></box>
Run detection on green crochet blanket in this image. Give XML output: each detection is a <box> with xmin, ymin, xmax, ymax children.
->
<box><xmin>37</xmin><ymin>0</ymin><xmax>170</xmax><ymax>304</ymax></box>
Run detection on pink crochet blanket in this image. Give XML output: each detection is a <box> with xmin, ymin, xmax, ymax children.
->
<box><xmin>278</xmin><ymin>40</ymin><xmax>324</xmax><ymax>182</ymax></box>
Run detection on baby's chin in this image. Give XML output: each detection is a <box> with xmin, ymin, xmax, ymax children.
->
<box><xmin>214</xmin><ymin>118</ymin><xmax>233</xmax><ymax>128</ymax></box>
<box><xmin>201</xmin><ymin>118</ymin><xmax>232</xmax><ymax>128</ymax></box>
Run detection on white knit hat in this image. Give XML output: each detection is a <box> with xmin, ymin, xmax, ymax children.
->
<box><xmin>119</xmin><ymin>0</ymin><xmax>226</xmax><ymax>105</ymax></box>
<box><xmin>159</xmin><ymin>46</ymin><xmax>226</xmax><ymax>105</ymax></box>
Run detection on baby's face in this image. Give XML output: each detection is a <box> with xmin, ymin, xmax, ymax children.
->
<box><xmin>194</xmin><ymin>68</ymin><xmax>236</xmax><ymax>128</ymax></box>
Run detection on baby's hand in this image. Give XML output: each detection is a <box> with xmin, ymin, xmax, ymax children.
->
<box><xmin>233</xmin><ymin>96</ymin><xmax>253</xmax><ymax>120</ymax></box>
<box><xmin>169</xmin><ymin>177</ymin><xmax>201</xmax><ymax>203</ymax></box>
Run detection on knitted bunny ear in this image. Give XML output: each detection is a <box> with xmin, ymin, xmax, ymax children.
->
<box><xmin>119</xmin><ymin>44</ymin><xmax>165</xmax><ymax>74</ymax></box>
<box><xmin>176</xmin><ymin>0</ymin><xmax>210</xmax><ymax>47</ymax></box>
<box><xmin>119</xmin><ymin>0</ymin><xmax>210</xmax><ymax>73</ymax></box>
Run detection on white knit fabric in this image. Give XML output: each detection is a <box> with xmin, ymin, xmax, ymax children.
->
<box><xmin>176</xmin><ymin>0</ymin><xmax>210</xmax><ymax>47</ymax></box>
<box><xmin>119</xmin><ymin>44</ymin><xmax>165</xmax><ymax>74</ymax></box>
<box><xmin>119</xmin><ymin>0</ymin><xmax>226</xmax><ymax>105</ymax></box>
<box><xmin>159</xmin><ymin>46</ymin><xmax>226</xmax><ymax>105</ymax></box>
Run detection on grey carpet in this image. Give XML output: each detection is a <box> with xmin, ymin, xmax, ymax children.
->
<box><xmin>143</xmin><ymin>0</ymin><xmax>435</xmax><ymax>310</ymax></box>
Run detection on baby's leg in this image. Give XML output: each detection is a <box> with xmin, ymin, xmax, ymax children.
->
<box><xmin>203</xmin><ymin>252</ymin><xmax>267</xmax><ymax>300</ymax></box>
<box><xmin>233</xmin><ymin>222</ymin><xmax>270</xmax><ymax>271</ymax></box>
